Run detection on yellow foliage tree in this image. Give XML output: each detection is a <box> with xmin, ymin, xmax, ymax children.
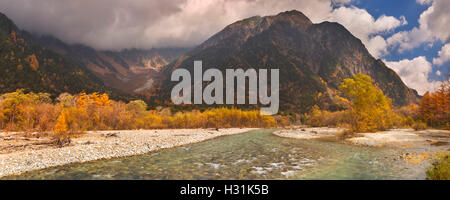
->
<box><xmin>54</xmin><ymin>110</ymin><xmax>68</xmax><ymax>134</ymax></box>
<box><xmin>339</xmin><ymin>73</ymin><xmax>396</xmax><ymax>132</ymax></box>
<box><xmin>0</xmin><ymin>89</ymin><xmax>54</xmax><ymax>131</ymax></box>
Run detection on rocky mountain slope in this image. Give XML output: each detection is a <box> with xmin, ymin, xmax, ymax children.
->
<box><xmin>157</xmin><ymin>10</ymin><xmax>419</xmax><ymax>112</ymax></box>
<box><xmin>36</xmin><ymin>35</ymin><xmax>189</xmax><ymax>93</ymax></box>
<box><xmin>0</xmin><ymin>12</ymin><xmax>129</xmax><ymax>99</ymax></box>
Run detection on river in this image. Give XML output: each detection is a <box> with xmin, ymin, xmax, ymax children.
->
<box><xmin>3</xmin><ymin>129</ymin><xmax>429</xmax><ymax>180</ymax></box>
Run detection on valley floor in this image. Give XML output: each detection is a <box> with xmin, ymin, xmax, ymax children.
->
<box><xmin>0</xmin><ymin>128</ymin><xmax>257</xmax><ymax>177</ymax></box>
<box><xmin>1</xmin><ymin>127</ymin><xmax>448</xmax><ymax>179</ymax></box>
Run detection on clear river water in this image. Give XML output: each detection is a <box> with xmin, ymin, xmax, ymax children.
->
<box><xmin>4</xmin><ymin>129</ymin><xmax>429</xmax><ymax>180</ymax></box>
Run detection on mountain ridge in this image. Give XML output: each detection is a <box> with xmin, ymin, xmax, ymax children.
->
<box><xmin>0</xmin><ymin>12</ymin><xmax>133</xmax><ymax>100</ymax></box>
<box><xmin>35</xmin><ymin>34</ymin><xmax>190</xmax><ymax>93</ymax></box>
<box><xmin>157</xmin><ymin>10</ymin><xmax>419</xmax><ymax>112</ymax></box>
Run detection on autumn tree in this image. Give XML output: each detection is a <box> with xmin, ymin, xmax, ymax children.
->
<box><xmin>0</xmin><ymin>90</ymin><xmax>277</xmax><ymax>135</ymax></box>
<box><xmin>0</xmin><ymin>89</ymin><xmax>54</xmax><ymax>131</ymax></box>
<box><xmin>339</xmin><ymin>73</ymin><xmax>396</xmax><ymax>132</ymax></box>
<box><xmin>418</xmin><ymin>81</ymin><xmax>450</xmax><ymax>129</ymax></box>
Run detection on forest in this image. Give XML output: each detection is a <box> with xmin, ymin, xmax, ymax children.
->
<box><xmin>0</xmin><ymin>90</ymin><xmax>276</xmax><ymax>139</ymax></box>
<box><xmin>0</xmin><ymin>73</ymin><xmax>448</xmax><ymax>140</ymax></box>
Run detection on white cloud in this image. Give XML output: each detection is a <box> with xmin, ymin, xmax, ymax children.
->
<box><xmin>3</xmin><ymin>0</ymin><xmax>438</xmax><ymax>97</ymax></box>
<box><xmin>384</xmin><ymin>56</ymin><xmax>442</xmax><ymax>95</ymax></box>
<box><xmin>326</xmin><ymin>6</ymin><xmax>407</xmax><ymax>57</ymax></box>
<box><xmin>366</xmin><ymin>36</ymin><xmax>389</xmax><ymax>58</ymax></box>
<box><xmin>436</xmin><ymin>70</ymin><xmax>441</xmax><ymax>76</ymax></box>
<box><xmin>0</xmin><ymin>0</ymin><xmax>334</xmax><ymax>50</ymax></box>
<box><xmin>387</xmin><ymin>0</ymin><xmax>450</xmax><ymax>52</ymax></box>
<box><xmin>432</xmin><ymin>43</ymin><xmax>450</xmax><ymax>66</ymax></box>
<box><xmin>0</xmin><ymin>0</ymin><xmax>406</xmax><ymax>55</ymax></box>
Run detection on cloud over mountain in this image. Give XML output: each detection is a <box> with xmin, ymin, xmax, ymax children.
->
<box><xmin>384</xmin><ymin>57</ymin><xmax>442</xmax><ymax>95</ymax></box>
<box><xmin>1</xmin><ymin>0</ymin><xmax>443</xmax><ymax>95</ymax></box>
<box><xmin>326</xmin><ymin>6</ymin><xmax>407</xmax><ymax>57</ymax></box>
<box><xmin>0</xmin><ymin>0</ymin><xmax>404</xmax><ymax>54</ymax></box>
<box><xmin>0</xmin><ymin>0</ymin><xmax>328</xmax><ymax>50</ymax></box>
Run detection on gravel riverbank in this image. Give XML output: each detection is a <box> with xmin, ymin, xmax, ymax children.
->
<box><xmin>0</xmin><ymin>128</ymin><xmax>257</xmax><ymax>177</ymax></box>
<box><xmin>273</xmin><ymin>127</ymin><xmax>450</xmax><ymax>166</ymax></box>
<box><xmin>273</xmin><ymin>127</ymin><xmax>345</xmax><ymax>139</ymax></box>
<box><xmin>274</xmin><ymin>127</ymin><xmax>449</xmax><ymax>148</ymax></box>
<box><xmin>347</xmin><ymin>129</ymin><xmax>450</xmax><ymax>148</ymax></box>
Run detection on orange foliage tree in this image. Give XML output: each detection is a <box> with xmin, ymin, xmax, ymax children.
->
<box><xmin>418</xmin><ymin>81</ymin><xmax>450</xmax><ymax>129</ymax></box>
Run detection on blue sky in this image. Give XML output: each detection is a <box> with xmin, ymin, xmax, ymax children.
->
<box><xmin>352</xmin><ymin>0</ymin><xmax>430</xmax><ymax>59</ymax></box>
<box><xmin>336</xmin><ymin>0</ymin><xmax>449</xmax><ymax>94</ymax></box>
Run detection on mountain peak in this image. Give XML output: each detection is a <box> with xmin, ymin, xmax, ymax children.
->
<box><xmin>266</xmin><ymin>10</ymin><xmax>313</xmax><ymax>30</ymax></box>
<box><xmin>198</xmin><ymin>10</ymin><xmax>313</xmax><ymax>51</ymax></box>
<box><xmin>276</xmin><ymin>10</ymin><xmax>310</xmax><ymax>19</ymax></box>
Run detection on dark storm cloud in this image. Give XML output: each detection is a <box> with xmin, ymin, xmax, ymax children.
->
<box><xmin>0</xmin><ymin>0</ymin><xmax>337</xmax><ymax>50</ymax></box>
<box><xmin>0</xmin><ymin>0</ymin><xmax>185</xmax><ymax>49</ymax></box>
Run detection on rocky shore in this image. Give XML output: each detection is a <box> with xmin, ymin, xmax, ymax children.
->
<box><xmin>0</xmin><ymin>128</ymin><xmax>257</xmax><ymax>178</ymax></box>
<box><xmin>347</xmin><ymin>129</ymin><xmax>450</xmax><ymax>148</ymax></box>
<box><xmin>273</xmin><ymin>127</ymin><xmax>450</xmax><ymax>166</ymax></box>
<box><xmin>273</xmin><ymin>127</ymin><xmax>345</xmax><ymax>140</ymax></box>
<box><xmin>274</xmin><ymin>127</ymin><xmax>449</xmax><ymax>148</ymax></box>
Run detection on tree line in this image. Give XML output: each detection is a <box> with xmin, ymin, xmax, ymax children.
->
<box><xmin>1</xmin><ymin>74</ymin><xmax>447</xmax><ymax>137</ymax></box>
<box><xmin>0</xmin><ymin>90</ymin><xmax>276</xmax><ymax>137</ymax></box>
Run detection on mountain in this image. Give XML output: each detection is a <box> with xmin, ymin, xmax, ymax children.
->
<box><xmin>156</xmin><ymin>10</ymin><xmax>419</xmax><ymax>112</ymax></box>
<box><xmin>36</xmin><ymin>35</ymin><xmax>189</xmax><ymax>93</ymax></box>
<box><xmin>0</xmin><ymin>11</ymin><xmax>189</xmax><ymax>97</ymax></box>
<box><xmin>0</xmin><ymin>12</ymin><xmax>131</xmax><ymax>99</ymax></box>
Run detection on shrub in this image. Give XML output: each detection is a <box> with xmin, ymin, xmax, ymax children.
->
<box><xmin>427</xmin><ymin>152</ymin><xmax>450</xmax><ymax>180</ymax></box>
<box><xmin>273</xmin><ymin>115</ymin><xmax>290</xmax><ymax>127</ymax></box>
<box><xmin>412</xmin><ymin>121</ymin><xmax>427</xmax><ymax>131</ymax></box>
<box><xmin>308</xmin><ymin>105</ymin><xmax>347</xmax><ymax>127</ymax></box>
<box><xmin>0</xmin><ymin>89</ymin><xmax>56</xmax><ymax>132</ymax></box>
